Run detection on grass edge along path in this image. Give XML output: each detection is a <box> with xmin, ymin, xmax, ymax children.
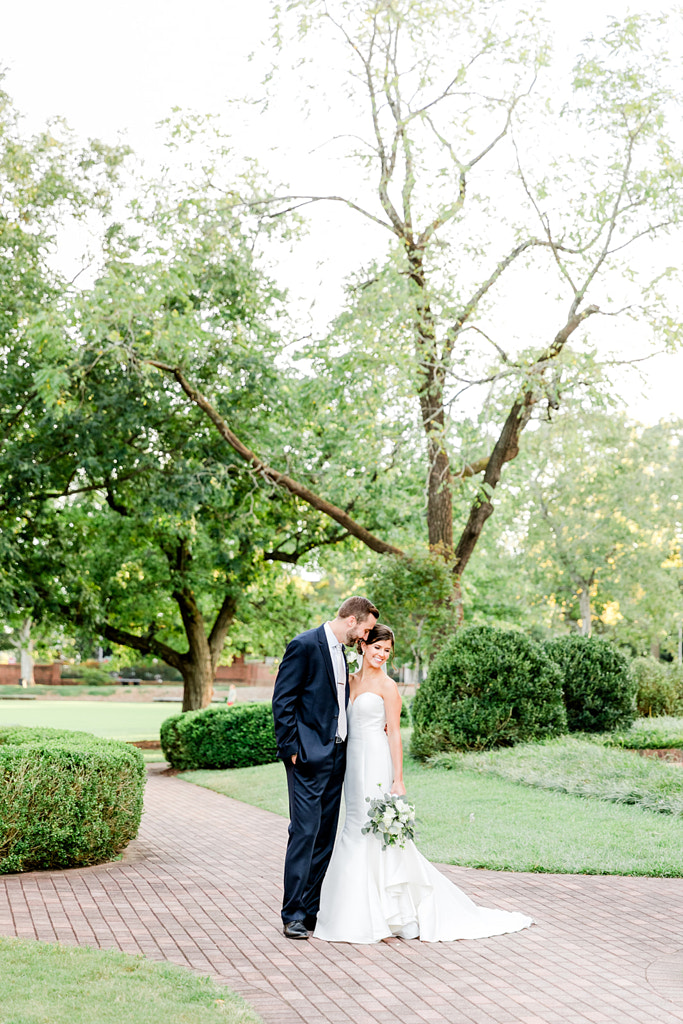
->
<box><xmin>0</xmin><ymin>937</ymin><xmax>262</xmax><ymax>1024</ymax></box>
<box><xmin>181</xmin><ymin>750</ymin><xmax>683</xmax><ymax>877</ymax></box>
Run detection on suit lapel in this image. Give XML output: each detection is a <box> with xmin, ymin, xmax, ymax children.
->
<box><xmin>317</xmin><ymin>625</ymin><xmax>338</xmax><ymax>699</ymax></box>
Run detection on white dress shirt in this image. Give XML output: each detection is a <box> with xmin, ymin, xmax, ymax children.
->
<box><xmin>324</xmin><ymin>621</ymin><xmax>348</xmax><ymax>741</ymax></box>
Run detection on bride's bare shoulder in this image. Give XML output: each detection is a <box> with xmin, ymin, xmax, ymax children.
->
<box><xmin>379</xmin><ymin>672</ymin><xmax>400</xmax><ymax>699</ymax></box>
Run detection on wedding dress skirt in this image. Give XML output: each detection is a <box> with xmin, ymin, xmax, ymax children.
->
<box><xmin>314</xmin><ymin>692</ymin><xmax>534</xmax><ymax>944</ymax></box>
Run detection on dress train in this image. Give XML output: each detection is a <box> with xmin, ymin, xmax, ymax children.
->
<box><xmin>314</xmin><ymin>692</ymin><xmax>534</xmax><ymax>943</ymax></box>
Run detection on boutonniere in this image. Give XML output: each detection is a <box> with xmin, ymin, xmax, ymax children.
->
<box><xmin>345</xmin><ymin>648</ymin><xmax>361</xmax><ymax>669</ymax></box>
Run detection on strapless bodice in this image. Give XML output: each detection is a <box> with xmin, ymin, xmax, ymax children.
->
<box><xmin>347</xmin><ymin>690</ymin><xmax>386</xmax><ymax>734</ymax></box>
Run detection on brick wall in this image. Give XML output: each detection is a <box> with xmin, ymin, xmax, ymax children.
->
<box><xmin>0</xmin><ymin>663</ymin><xmax>61</xmax><ymax>685</ymax></box>
<box><xmin>215</xmin><ymin>657</ymin><xmax>278</xmax><ymax>686</ymax></box>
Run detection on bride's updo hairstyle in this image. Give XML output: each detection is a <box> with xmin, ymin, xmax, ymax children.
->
<box><xmin>356</xmin><ymin>623</ymin><xmax>395</xmax><ymax>656</ymax></box>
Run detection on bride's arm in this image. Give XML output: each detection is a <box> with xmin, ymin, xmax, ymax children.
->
<box><xmin>383</xmin><ymin>680</ymin><xmax>406</xmax><ymax>797</ymax></box>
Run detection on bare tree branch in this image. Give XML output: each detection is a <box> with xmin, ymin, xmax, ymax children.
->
<box><xmin>99</xmin><ymin>622</ymin><xmax>186</xmax><ymax>672</ymax></box>
<box><xmin>264</xmin><ymin>529</ymin><xmax>351</xmax><ymax>563</ymax></box>
<box><xmin>146</xmin><ymin>360</ymin><xmax>404</xmax><ymax>558</ymax></box>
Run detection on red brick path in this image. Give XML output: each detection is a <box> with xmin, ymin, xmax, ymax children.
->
<box><xmin>1</xmin><ymin>764</ymin><xmax>682</xmax><ymax>1024</ymax></box>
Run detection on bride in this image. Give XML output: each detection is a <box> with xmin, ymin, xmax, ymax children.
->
<box><xmin>313</xmin><ymin>624</ymin><xmax>534</xmax><ymax>944</ymax></box>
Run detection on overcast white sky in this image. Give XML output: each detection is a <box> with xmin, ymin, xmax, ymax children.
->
<box><xmin>3</xmin><ymin>0</ymin><xmax>682</xmax><ymax>424</ymax></box>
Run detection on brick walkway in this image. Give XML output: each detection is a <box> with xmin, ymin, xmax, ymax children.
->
<box><xmin>1</xmin><ymin>764</ymin><xmax>683</xmax><ymax>1024</ymax></box>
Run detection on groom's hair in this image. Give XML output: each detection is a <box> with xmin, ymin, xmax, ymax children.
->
<box><xmin>337</xmin><ymin>596</ymin><xmax>379</xmax><ymax>621</ymax></box>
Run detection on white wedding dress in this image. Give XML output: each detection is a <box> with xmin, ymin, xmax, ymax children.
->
<box><xmin>314</xmin><ymin>691</ymin><xmax>534</xmax><ymax>944</ymax></box>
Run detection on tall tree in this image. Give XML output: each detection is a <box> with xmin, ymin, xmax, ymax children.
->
<box><xmin>149</xmin><ymin>3</ymin><xmax>683</xmax><ymax>613</ymax></box>
<box><xmin>497</xmin><ymin>412</ymin><xmax>683</xmax><ymax>649</ymax></box>
<box><xmin>3</xmin><ymin>119</ymin><xmax>324</xmax><ymax>709</ymax></box>
<box><xmin>0</xmin><ymin>83</ymin><xmax>126</xmax><ymax>647</ymax></box>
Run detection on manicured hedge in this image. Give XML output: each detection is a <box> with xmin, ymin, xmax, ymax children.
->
<box><xmin>160</xmin><ymin>702</ymin><xmax>278</xmax><ymax>770</ymax></box>
<box><xmin>0</xmin><ymin>726</ymin><xmax>145</xmax><ymax>875</ymax></box>
<box><xmin>544</xmin><ymin>635</ymin><xmax>636</xmax><ymax>732</ymax></box>
<box><xmin>411</xmin><ymin>626</ymin><xmax>566</xmax><ymax>758</ymax></box>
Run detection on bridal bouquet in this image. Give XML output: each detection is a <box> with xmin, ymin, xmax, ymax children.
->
<box><xmin>362</xmin><ymin>791</ymin><xmax>417</xmax><ymax>850</ymax></box>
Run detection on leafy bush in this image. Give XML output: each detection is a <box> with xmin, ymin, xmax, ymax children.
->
<box><xmin>630</xmin><ymin>657</ymin><xmax>682</xmax><ymax>717</ymax></box>
<box><xmin>0</xmin><ymin>726</ymin><xmax>145</xmax><ymax>874</ymax></box>
<box><xmin>545</xmin><ymin>635</ymin><xmax>636</xmax><ymax>733</ymax></box>
<box><xmin>118</xmin><ymin>663</ymin><xmax>183</xmax><ymax>682</ymax></box>
<box><xmin>602</xmin><ymin>715</ymin><xmax>683</xmax><ymax>750</ymax></box>
<box><xmin>59</xmin><ymin>665</ymin><xmax>114</xmax><ymax>685</ymax></box>
<box><xmin>160</xmin><ymin>703</ymin><xmax>277</xmax><ymax>770</ymax></box>
<box><xmin>410</xmin><ymin>626</ymin><xmax>566</xmax><ymax>758</ymax></box>
<box><xmin>400</xmin><ymin>695</ymin><xmax>413</xmax><ymax>725</ymax></box>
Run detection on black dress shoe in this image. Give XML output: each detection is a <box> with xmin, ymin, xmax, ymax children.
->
<box><xmin>303</xmin><ymin>915</ymin><xmax>317</xmax><ymax>932</ymax></box>
<box><xmin>283</xmin><ymin>920</ymin><xmax>309</xmax><ymax>940</ymax></box>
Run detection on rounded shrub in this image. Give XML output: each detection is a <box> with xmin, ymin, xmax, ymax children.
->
<box><xmin>0</xmin><ymin>726</ymin><xmax>145</xmax><ymax>875</ymax></box>
<box><xmin>160</xmin><ymin>702</ymin><xmax>277</xmax><ymax>770</ymax></box>
<box><xmin>544</xmin><ymin>635</ymin><xmax>636</xmax><ymax>732</ymax></box>
<box><xmin>630</xmin><ymin>657</ymin><xmax>682</xmax><ymax>717</ymax></box>
<box><xmin>410</xmin><ymin>626</ymin><xmax>566</xmax><ymax>758</ymax></box>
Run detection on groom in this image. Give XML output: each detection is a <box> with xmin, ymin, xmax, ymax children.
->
<box><xmin>272</xmin><ymin>595</ymin><xmax>379</xmax><ymax>939</ymax></box>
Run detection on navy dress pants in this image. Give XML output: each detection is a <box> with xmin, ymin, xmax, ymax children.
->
<box><xmin>282</xmin><ymin>741</ymin><xmax>346</xmax><ymax>925</ymax></box>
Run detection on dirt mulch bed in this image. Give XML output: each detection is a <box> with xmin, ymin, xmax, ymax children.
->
<box><xmin>637</xmin><ymin>748</ymin><xmax>683</xmax><ymax>765</ymax></box>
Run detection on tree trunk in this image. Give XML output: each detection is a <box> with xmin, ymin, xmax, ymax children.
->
<box><xmin>453</xmin><ymin>399</ymin><xmax>529</xmax><ymax>577</ymax></box>
<box><xmin>99</xmin><ymin>588</ymin><xmax>237</xmax><ymax>712</ymax></box>
<box><xmin>18</xmin><ymin>617</ymin><xmax>34</xmax><ymax>686</ymax></box>
<box><xmin>578</xmin><ymin>588</ymin><xmax>592</xmax><ymax>637</ymax></box>
<box><xmin>408</xmin><ymin>249</ymin><xmax>454</xmax><ymax>559</ymax></box>
<box><xmin>180</xmin><ymin>649</ymin><xmax>214</xmax><ymax>712</ymax></box>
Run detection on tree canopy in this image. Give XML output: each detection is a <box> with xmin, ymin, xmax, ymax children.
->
<box><xmin>3</xmin><ymin>4</ymin><xmax>683</xmax><ymax>696</ymax></box>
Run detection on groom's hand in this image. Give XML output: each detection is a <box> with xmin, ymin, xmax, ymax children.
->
<box><xmin>291</xmin><ymin>754</ymin><xmax>297</xmax><ymax>764</ymax></box>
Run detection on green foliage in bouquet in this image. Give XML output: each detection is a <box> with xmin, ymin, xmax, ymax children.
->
<box><xmin>411</xmin><ymin>626</ymin><xmax>566</xmax><ymax>757</ymax></box>
<box><xmin>362</xmin><ymin>791</ymin><xmax>416</xmax><ymax>849</ymax></box>
<box><xmin>160</xmin><ymin>703</ymin><xmax>277</xmax><ymax>770</ymax></box>
<box><xmin>545</xmin><ymin>635</ymin><xmax>636</xmax><ymax>732</ymax></box>
<box><xmin>0</xmin><ymin>726</ymin><xmax>145</xmax><ymax>874</ymax></box>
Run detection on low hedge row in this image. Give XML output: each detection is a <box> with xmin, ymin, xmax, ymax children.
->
<box><xmin>160</xmin><ymin>702</ymin><xmax>278</xmax><ymax>770</ymax></box>
<box><xmin>59</xmin><ymin>666</ymin><xmax>114</xmax><ymax>685</ymax></box>
<box><xmin>0</xmin><ymin>726</ymin><xmax>145</xmax><ymax>875</ymax></box>
<box><xmin>162</xmin><ymin>696</ymin><xmax>411</xmax><ymax>771</ymax></box>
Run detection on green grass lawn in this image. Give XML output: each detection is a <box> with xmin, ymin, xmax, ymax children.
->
<box><xmin>181</xmin><ymin>727</ymin><xmax>683</xmax><ymax>877</ymax></box>
<box><xmin>0</xmin><ymin>938</ymin><xmax>261</xmax><ymax>1024</ymax></box>
<box><xmin>0</xmin><ymin>701</ymin><xmax>175</xmax><ymax>741</ymax></box>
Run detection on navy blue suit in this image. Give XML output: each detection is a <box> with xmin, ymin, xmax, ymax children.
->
<box><xmin>272</xmin><ymin>624</ymin><xmax>348</xmax><ymax>926</ymax></box>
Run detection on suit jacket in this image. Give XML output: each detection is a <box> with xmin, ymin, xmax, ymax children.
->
<box><xmin>272</xmin><ymin>624</ymin><xmax>349</xmax><ymax>770</ymax></box>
